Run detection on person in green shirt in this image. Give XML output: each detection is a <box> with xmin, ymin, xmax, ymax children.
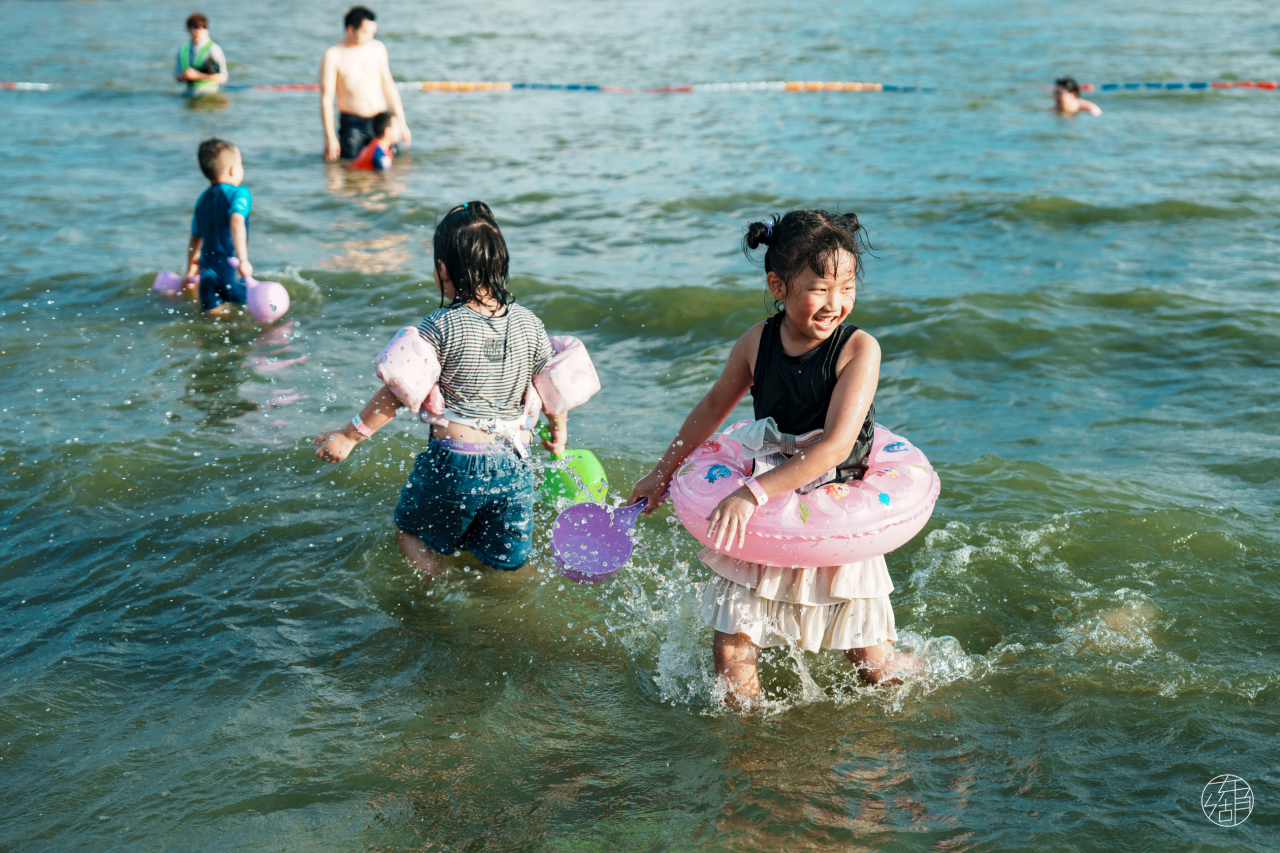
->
<box><xmin>175</xmin><ymin>13</ymin><xmax>228</xmax><ymax>95</ymax></box>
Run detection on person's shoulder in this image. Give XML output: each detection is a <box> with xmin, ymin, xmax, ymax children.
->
<box><xmin>508</xmin><ymin>303</ymin><xmax>543</xmax><ymax>324</ymax></box>
<box><xmin>420</xmin><ymin>306</ymin><xmax>454</xmax><ymax>331</ymax></box>
<box><xmin>736</xmin><ymin>320</ymin><xmax>768</xmax><ymax>350</ymax></box>
<box><xmin>842</xmin><ymin>325</ymin><xmax>880</xmax><ymax>360</ymax></box>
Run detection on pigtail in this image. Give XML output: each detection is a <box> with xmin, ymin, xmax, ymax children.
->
<box><xmin>743</xmin><ymin>216</ymin><xmax>777</xmax><ymax>253</ymax></box>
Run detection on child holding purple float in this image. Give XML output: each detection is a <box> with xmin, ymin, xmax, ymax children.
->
<box><xmin>313</xmin><ymin>202</ymin><xmax>573</xmax><ymax>576</ymax></box>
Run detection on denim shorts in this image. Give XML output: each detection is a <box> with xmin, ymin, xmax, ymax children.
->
<box><xmin>394</xmin><ymin>440</ymin><xmax>535</xmax><ymax>571</ymax></box>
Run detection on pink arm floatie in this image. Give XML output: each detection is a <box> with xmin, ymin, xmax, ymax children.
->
<box><xmin>374</xmin><ymin>327</ymin><xmax>444</xmax><ymax>414</ymax></box>
<box><xmin>532</xmin><ymin>336</ymin><xmax>601</xmax><ymax>415</ymax></box>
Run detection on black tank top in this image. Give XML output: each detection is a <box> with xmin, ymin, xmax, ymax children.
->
<box><xmin>751</xmin><ymin>314</ymin><xmax>876</xmax><ymax>481</ymax></box>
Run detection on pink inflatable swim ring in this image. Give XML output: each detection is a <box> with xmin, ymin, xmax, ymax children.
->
<box><xmin>670</xmin><ymin>422</ymin><xmax>941</xmax><ymax>567</ymax></box>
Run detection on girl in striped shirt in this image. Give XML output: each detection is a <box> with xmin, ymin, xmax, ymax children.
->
<box><xmin>314</xmin><ymin>202</ymin><xmax>566</xmax><ymax>575</ymax></box>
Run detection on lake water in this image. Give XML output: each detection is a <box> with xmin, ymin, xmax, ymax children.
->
<box><xmin>2</xmin><ymin>0</ymin><xmax>1277</xmax><ymax>849</ymax></box>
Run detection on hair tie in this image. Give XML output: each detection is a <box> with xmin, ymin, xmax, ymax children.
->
<box><xmin>762</xmin><ymin>219</ymin><xmax>774</xmax><ymax>238</ymax></box>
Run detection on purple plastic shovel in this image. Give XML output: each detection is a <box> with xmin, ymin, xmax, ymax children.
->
<box><xmin>551</xmin><ymin>497</ymin><xmax>649</xmax><ymax>585</ymax></box>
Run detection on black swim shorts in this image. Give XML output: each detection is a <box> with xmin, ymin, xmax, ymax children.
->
<box><xmin>338</xmin><ymin>113</ymin><xmax>375</xmax><ymax>160</ymax></box>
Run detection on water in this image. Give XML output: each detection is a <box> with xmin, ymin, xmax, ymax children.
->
<box><xmin>2</xmin><ymin>0</ymin><xmax>1278</xmax><ymax>849</ymax></box>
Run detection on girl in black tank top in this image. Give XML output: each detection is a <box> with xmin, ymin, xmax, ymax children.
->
<box><xmin>752</xmin><ymin>313</ymin><xmax>876</xmax><ymax>481</ymax></box>
<box><xmin>630</xmin><ymin>209</ymin><xmax>915</xmax><ymax>701</ymax></box>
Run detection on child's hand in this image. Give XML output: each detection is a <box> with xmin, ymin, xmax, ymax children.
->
<box><xmin>237</xmin><ymin>259</ymin><xmax>254</xmax><ymax>280</ymax></box>
<box><xmin>313</xmin><ymin>425</ymin><xmax>361</xmax><ymax>463</ymax></box>
<box><xmin>628</xmin><ymin>469</ymin><xmax>670</xmax><ymax>514</ymax></box>
<box><xmin>541</xmin><ymin>422</ymin><xmax>567</xmax><ymax>455</ymax></box>
<box><xmin>706</xmin><ymin>488</ymin><xmax>757</xmax><ymax>551</ymax></box>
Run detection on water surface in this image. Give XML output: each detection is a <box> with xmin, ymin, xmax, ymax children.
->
<box><xmin>2</xmin><ymin>0</ymin><xmax>1278</xmax><ymax>849</ymax></box>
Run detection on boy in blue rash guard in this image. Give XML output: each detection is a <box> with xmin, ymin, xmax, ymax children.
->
<box><xmin>182</xmin><ymin>138</ymin><xmax>254</xmax><ymax>315</ymax></box>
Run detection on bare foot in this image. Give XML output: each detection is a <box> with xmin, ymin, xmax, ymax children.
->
<box><xmin>846</xmin><ymin>642</ymin><xmax>921</xmax><ymax>685</ymax></box>
<box><xmin>714</xmin><ymin>631</ymin><xmax>763</xmax><ymax>708</ymax></box>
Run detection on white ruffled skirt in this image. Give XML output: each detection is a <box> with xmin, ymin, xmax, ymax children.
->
<box><xmin>697</xmin><ymin>548</ymin><xmax>898</xmax><ymax>652</ymax></box>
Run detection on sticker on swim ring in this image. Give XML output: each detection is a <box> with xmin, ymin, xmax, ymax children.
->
<box><xmin>822</xmin><ymin>483</ymin><xmax>851</xmax><ymax>499</ymax></box>
<box><xmin>678</xmin><ymin>463</ymin><xmax>695</xmax><ymax>477</ymax></box>
<box><xmin>878</xmin><ymin>493</ymin><xmax>891</xmax><ymax>505</ymax></box>
<box><xmin>882</xmin><ymin>442</ymin><xmax>910</xmax><ymax>453</ymax></box>
<box><xmin>705</xmin><ymin>464</ymin><xmax>731</xmax><ymax>484</ymax></box>
<box><xmin>701</xmin><ymin>440</ymin><xmax>722</xmax><ymax>453</ymax></box>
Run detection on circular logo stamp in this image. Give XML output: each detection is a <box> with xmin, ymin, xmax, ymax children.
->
<box><xmin>1202</xmin><ymin>775</ymin><xmax>1253</xmax><ymax>827</ymax></box>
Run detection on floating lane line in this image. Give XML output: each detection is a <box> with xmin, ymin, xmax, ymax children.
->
<box><xmin>1080</xmin><ymin>81</ymin><xmax>1278</xmax><ymax>91</ymax></box>
<box><xmin>7</xmin><ymin>79</ymin><xmax>1275</xmax><ymax>94</ymax></box>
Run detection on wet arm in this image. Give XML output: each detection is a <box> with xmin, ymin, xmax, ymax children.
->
<box><xmin>320</xmin><ymin>51</ymin><xmax>339</xmax><ymax>158</ymax></box>
<box><xmin>313</xmin><ymin>384</ymin><xmax>403</xmax><ymax>463</ymax></box>
<box><xmin>380</xmin><ymin>44</ymin><xmax>411</xmax><ymax>145</ymax></box>
<box><xmin>229</xmin><ymin>213</ymin><xmax>250</xmax><ymax>276</ymax></box>
<box><xmin>636</xmin><ymin>332</ymin><xmax>755</xmax><ymax>492</ymax></box>
<box><xmin>185</xmin><ymin>235</ymin><xmax>202</xmax><ymax>278</ymax></box>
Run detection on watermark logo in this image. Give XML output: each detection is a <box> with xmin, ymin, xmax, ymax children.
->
<box><xmin>1202</xmin><ymin>775</ymin><xmax>1253</xmax><ymax>827</ymax></box>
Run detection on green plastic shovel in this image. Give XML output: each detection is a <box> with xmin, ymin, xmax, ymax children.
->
<box><xmin>539</xmin><ymin>424</ymin><xmax>608</xmax><ymax>505</ymax></box>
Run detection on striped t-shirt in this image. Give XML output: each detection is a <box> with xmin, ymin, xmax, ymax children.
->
<box><xmin>417</xmin><ymin>303</ymin><xmax>554</xmax><ymax>421</ymax></box>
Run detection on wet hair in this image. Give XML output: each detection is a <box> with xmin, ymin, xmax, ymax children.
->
<box><xmin>344</xmin><ymin>6</ymin><xmax>376</xmax><ymax>30</ymax></box>
<box><xmin>186</xmin><ymin>12</ymin><xmax>208</xmax><ymax>29</ymax></box>
<box><xmin>371</xmin><ymin>111</ymin><xmax>393</xmax><ymax>139</ymax></box>
<box><xmin>1055</xmin><ymin>76</ymin><xmax>1080</xmax><ymax>95</ymax></box>
<box><xmin>197</xmin><ymin>137</ymin><xmax>238</xmax><ymax>182</ymax></box>
<box><xmin>432</xmin><ymin>202</ymin><xmax>511</xmax><ymax>309</ymax></box>
<box><xmin>742</xmin><ymin>209</ymin><xmax>870</xmax><ymax>311</ymax></box>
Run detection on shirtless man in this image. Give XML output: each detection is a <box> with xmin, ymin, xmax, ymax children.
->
<box><xmin>320</xmin><ymin>6</ymin><xmax>413</xmax><ymax>161</ymax></box>
<box><xmin>1052</xmin><ymin>77</ymin><xmax>1103</xmax><ymax>117</ymax></box>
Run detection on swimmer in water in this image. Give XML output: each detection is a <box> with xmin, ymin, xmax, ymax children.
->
<box><xmin>175</xmin><ymin>13</ymin><xmax>228</xmax><ymax>96</ymax></box>
<box><xmin>1052</xmin><ymin>76</ymin><xmax>1102</xmax><ymax>116</ymax></box>
<box><xmin>346</xmin><ymin>111</ymin><xmax>400</xmax><ymax>171</ymax></box>
<box><xmin>183</xmin><ymin>138</ymin><xmax>255</xmax><ymax>315</ymax></box>
<box><xmin>320</xmin><ymin>6</ymin><xmax>413</xmax><ymax>161</ymax></box>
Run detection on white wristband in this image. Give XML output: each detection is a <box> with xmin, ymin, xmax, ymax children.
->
<box><xmin>742</xmin><ymin>477</ymin><xmax>768</xmax><ymax>506</ymax></box>
<box><xmin>351</xmin><ymin>414</ymin><xmax>373</xmax><ymax>438</ymax></box>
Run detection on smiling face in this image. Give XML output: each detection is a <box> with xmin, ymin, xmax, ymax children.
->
<box><xmin>187</xmin><ymin>22</ymin><xmax>208</xmax><ymax>44</ymax></box>
<box><xmin>767</xmin><ymin>249</ymin><xmax>857</xmax><ymax>343</ymax></box>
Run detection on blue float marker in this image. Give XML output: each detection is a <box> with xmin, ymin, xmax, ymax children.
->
<box><xmin>1145</xmin><ymin>82</ymin><xmax>1163</xmax><ymax>88</ymax></box>
<box><xmin>1124</xmin><ymin>83</ymin><xmax>1141</xmax><ymax>89</ymax></box>
<box><xmin>1165</xmin><ymin>82</ymin><xmax>1185</xmax><ymax>89</ymax></box>
<box><xmin>1101</xmin><ymin>83</ymin><xmax>1119</xmax><ymax>90</ymax></box>
<box><xmin>1189</xmin><ymin>82</ymin><xmax>1208</xmax><ymax>89</ymax></box>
